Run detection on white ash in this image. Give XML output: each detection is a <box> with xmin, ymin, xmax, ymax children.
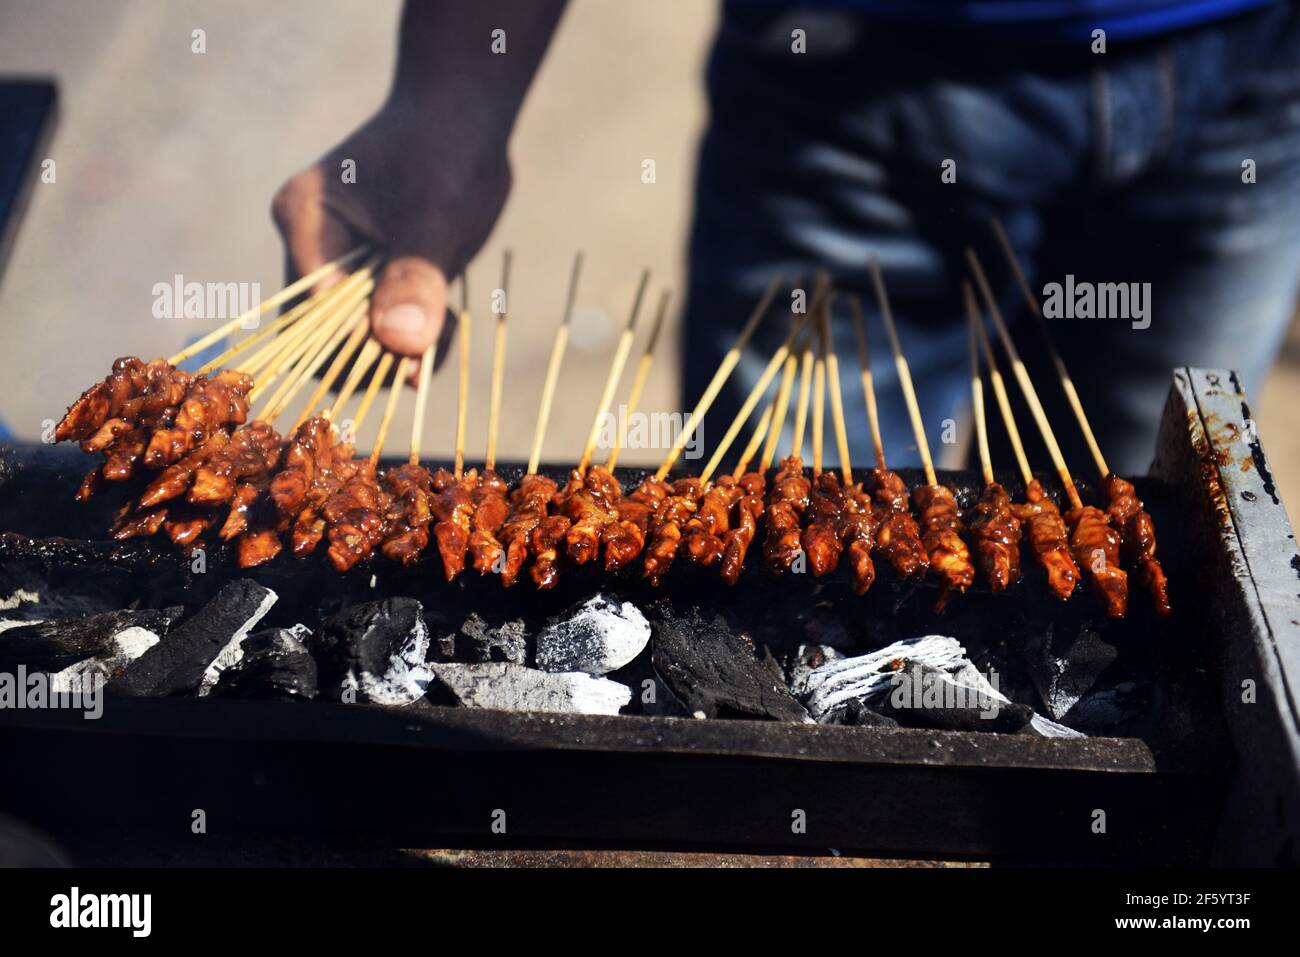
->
<box><xmin>197</xmin><ymin>588</ymin><xmax>279</xmax><ymax>696</ymax></box>
<box><xmin>788</xmin><ymin>644</ymin><xmax>845</xmax><ymax>698</ymax></box>
<box><xmin>431</xmin><ymin>662</ymin><xmax>631</xmax><ymax>715</ymax></box>
<box><xmin>535</xmin><ymin>595</ymin><xmax>650</xmax><ymax>675</ymax></box>
<box><xmin>50</xmin><ymin>625</ymin><xmax>160</xmax><ymax>692</ymax></box>
<box><xmin>341</xmin><ymin>615</ymin><xmax>432</xmax><ymax>706</ymax></box>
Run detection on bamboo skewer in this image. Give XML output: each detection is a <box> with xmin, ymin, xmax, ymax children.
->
<box><xmin>869</xmin><ymin>257</ymin><xmax>937</xmax><ymax>487</ymax></box>
<box><xmin>607</xmin><ymin>289</ymin><xmax>669</xmax><ymax>471</ymax></box>
<box><xmin>353</xmin><ymin>351</ymin><xmax>394</xmax><ymax>440</ymax></box>
<box><xmin>850</xmin><ymin>295</ymin><xmax>886</xmax><ymax>470</ymax></box>
<box><xmin>166</xmin><ymin>246</ymin><xmax>370</xmax><ymax>365</ymax></box>
<box><xmin>821</xmin><ymin>297</ymin><xmax>853</xmax><ymax>484</ymax></box>
<box><xmin>328</xmin><ymin>338</ymin><xmax>382</xmax><ymax>420</ymax></box>
<box><xmin>700</xmin><ymin>311</ymin><xmax>811</xmax><ymax>483</ymax></box>
<box><xmin>261</xmin><ymin>300</ymin><xmax>368</xmax><ymax>423</ymax></box>
<box><xmin>370</xmin><ymin>356</ymin><xmax>412</xmax><ymax>466</ymax></box>
<box><xmin>409</xmin><ymin>343</ymin><xmax>435</xmax><ymax>466</ymax></box>
<box><xmin>249</xmin><ymin>274</ymin><xmax>373</xmax><ymax>397</ymax></box>
<box><xmin>578</xmin><ymin>269</ymin><xmax>649</xmax><ymax>473</ymax></box>
<box><xmin>990</xmin><ymin>218</ymin><xmax>1110</xmax><ymax>479</ymax></box>
<box><xmin>966</xmin><ymin>247</ymin><xmax>1082</xmax><ymax>511</ymax></box>
<box><xmin>964</xmin><ymin>283</ymin><xmax>994</xmax><ymax>488</ymax></box>
<box><xmin>761</xmin><ymin>338</ymin><xmax>800</xmax><ymax>472</ymax></box>
<box><xmin>655</xmin><ymin>275</ymin><xmax>783</xmax><ymax>480</ymax></box>
<box><xmin>485</xmin><ymin>250</ymin><xmax>511</xmax><ymax>472</ymax></box>
<box><xmin>972</xmin><ymin>296</ymin><xmax>1033</xmax><ymax>486</ymax></box>
<box><xmin>294</xmin><ymin>317</ymin><xmax>370</xmax><ymax>429</ymax></box>
<box><xmin>453</xmin><ymin>278</ymin><xmax>472</xmax><ymax>478</ymax></box>
<box><xmin>527</xmin><ymin>252</ymin><xmax>583</xmax><ymax>475</ymax></box>
<box><xmin>732</xmin><ymin>402</ymin><xmax>775</xmax><ymax>479</ymax></box>
<box><xmin>811</xmin><ymin>305</ymin><xmax>827</xmax><ymax>477</ymax></box>
<box><xmin>791</xmin><ymin>326</ymin><xmax>815</xmax><ymax>462</ymax></box>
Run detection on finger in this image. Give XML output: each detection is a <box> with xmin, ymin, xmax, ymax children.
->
<box><xmin>370</xmin><ymin>256</ymin><xmax>448</xmax><ymax>357</ymax></box>
<box><xmin>271</xmin><ymin>166</ymin><xmax>355</xmax><ymax>294</ymax></box>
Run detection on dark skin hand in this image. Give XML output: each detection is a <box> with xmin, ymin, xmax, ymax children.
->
<box><xmin>271</xmin><ymin>0</ymin><xmax>568</xmax><ymax>369</ymax></box>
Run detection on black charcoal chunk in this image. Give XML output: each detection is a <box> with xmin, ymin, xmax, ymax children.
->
<box><xmin>876</xmin><ymin>662</ymin><xmax>1034</xmax><ymax>733</ymax></box>
<box><xmin>650</xmin><ymin>606</ymin><xmax>808</xmax><ymax>722</ymax></box>
<box><xmin>787</xmin><ymin>643</ymin><xmax>844</xmax><ymax>698</ymax></box>
<box><xmin>430</xmin><ymin>662</ymin><xmax>631</xmax><ymax>715</ymax></box>
<box><xmin>1022</xmin><ymin>623</ymin><xmax>1120</xmax><ymax>721</ymax></box>
<box><xmin>112</xmin><ymin>580</ymin><xmax>276</xmax><ymax>698</ymax></box>
<box><xmin>821</xmin><ymin>699</ymin><xmax>899</xmax><ymax>728</ymax></box>
<box><xmin>210</xmin><ymin>625</ymin><xmax>317</xmax><ymax>702</ymax></box>
<box><xmin>455</xmin><ymin>610</ymin><xmax>527</xmax><ymax>664</ymax></box>
<box><xmin>313</xmin><ymin>598</ymin><xmax>431</xmax><ymax>705</ymax></box>
<box><xmin>0</xmin><ymin>607</ymin><xmax>182</xmax><ymax>675</ymax></box>
<box><xmin>536</xmin><ymin>594</ymin><xmax>650</xmax><ymax>675</ymax></box>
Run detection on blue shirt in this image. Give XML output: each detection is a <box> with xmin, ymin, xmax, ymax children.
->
<box><xmin>741</xmin><ymin>0</ymin><xmax>1279</xmax><ymax>39</ymax></box>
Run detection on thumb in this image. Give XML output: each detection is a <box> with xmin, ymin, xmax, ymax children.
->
<box><xmin>370</xmin><ymin>256</ymin><xmax>449</xmax><ymax>358</ymax></box>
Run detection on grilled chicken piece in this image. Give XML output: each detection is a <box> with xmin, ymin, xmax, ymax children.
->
<box><xmin>763</xmin><ymin>456</ymin><xmax>811</xmax><ymax>573</ymax></box>
<box><xmin>913</xmin><ymin>483</ymin><xmax>976</xmax><ymax>605</ymax></box>
<box><xmin>683</xmin><ymin>476</ymin><xmax>741</xmax><ymax>568</ymax></box>
<box><xmin>498</xmin><ymin>474</ymin><xmax>558</xmax><ymax>587</ymax></box>
<box><xmin>838</xmin><ymin>482</ymin><xmax>879</xmax><ymax>595</ymax></box>
<box><xmin>603</xmin><ymin>476</ymin><xmax>669</xmax><ymax>572</ymax></box>
<box><xmin>431</xmin><ymin>468</ymin><xmax>477</xmax><ymax>581</ymax></box>
<box><xmin>644</xmin><ymin>477</ymin><xmax>703</xmax><ymax>585</ymax></box>
<box><xmin>562</xmin><ymin>466</ymin><xmax>622</xmax><ymax>565</ymax></box>
<box><xmin>801</xmin><ymin>472</ymin><xmax>845</xmax><ymax>576</ymax></box>
<box><xmin>968</xmin><ymin>483</ymin><xmax>1022</xmax><ymax>592</ymax></box>
<box><xmin>1067</xmin><ymin>504</ymin><xmax>1128</xmax><ymax>618</ymax></box>
<box><xmin>1012</xmin><ymin>480</ymin><xmax>1080</xmax><ymax>601</ymax></box>
<box><xmin>720</xmin><ymin>471</ymin><xmax>766</xmax><ymax>585</ymax></box>
<box><xmin>1103</xmin><ymin>474</ymin><xmax>1171</xmax><ymax>615</ymax></box>
<box><xmin>865</xmin><ymin>467</ymin><xmax>928</xmax><ymax>578</ymax></box>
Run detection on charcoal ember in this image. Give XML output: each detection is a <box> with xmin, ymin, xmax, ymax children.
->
<box><xmin>875</xmin><ymin>662</ymin><xmax>1035</xmax><ymax>733</ymax></box>
<box><xmin>1022</xmin><ymin>623</ymin><xmax>1120</xmax><ymax>721</ymax></box>
<box><xmin>535</xmin><ymin>594</ymin><xmax>650</xmax><ymax>675</ymax></box>
<box><xmin>650</xmin><ymin>605</ymin><xmax>808</xmax><ymax>722</ymax></box>
<box><xmin>787</xmin><ymin>643</ymin><xmax>844</xmax><ymax>698</ymax></box>
<box><xmin>454</xmin><ymin>610</ymin><xmax>527</xmax><ymax>665</ymax></box>
<box><xmin>210</xmin><ymin>626</ymin><xmax>317</xmax><ymax>702</ymax></box>
<box><xmin>799</xmin><ymin>635</ymin><xmax>971</xmax><ymax>722</ymax></box>
<box><xmin>112</xmin><ymin>580</ymin><xmax>276</xmax><ymax>698</ymax></box>
<box><xmin>1059</xmin><ymin>681</ymin><xmax>1149</xmax><ymax>734</ymax></box>
<box><xmin>313</xmin><ymin>598</ymin><xmax>432</xmax><ymax>705</ymax></box>
<box><xmin>0</xmin><ymin>607</ymin><xmax>181</xmax><ymax>675</ymax></box>
<box><xmin>430</xmin><ymin>662</ymin><xmax>631</xmax><ymax>715</ymax></box>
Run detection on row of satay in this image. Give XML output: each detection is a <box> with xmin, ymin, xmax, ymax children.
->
<box><xmin>53</xmin><ymin>352</ymin><xmax>1168</xmax><ymax>616</ymax></box>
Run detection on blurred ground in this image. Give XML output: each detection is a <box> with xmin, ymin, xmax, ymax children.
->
<box><xmin>0</xmin><ymin>0</ymin><xmax>1296</xmax><ymax>516</ymax></box>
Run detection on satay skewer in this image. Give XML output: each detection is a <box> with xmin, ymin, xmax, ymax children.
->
<box><xmin>791</xmin><ymin>323</ymin><xmax>815</xmax><ymax>462</ymax></box>
<box><xmin>485</xmin><ymin>250</ymin><xmax>511</xmax><ymax>472</ymax></box>
<box><xmin>578</xmin><ymin>269</ymin><xmax>649</xmax><ymax>473</ymax></box>
<box><xmin>990</xmin><ymin>220</ymin><xmax>1169</xmax><ymax>614</ymax></box>
<box><xmin>732</xmin><ymin>402</ymin><xmax>775</xmax><ymax>479</ymax></box>
<box><xmin>760</xmin><ymin>334</ymin><xmax>800</xmax><ymax>473</ymax></box>
<box><xmin>527</xmin><ymin>252</ymin><xmax>582</xmax><ymax>475</ymax></box>
<box><xmin>822</xmin><ymin>299</ymin><xmax>853</xmax><ymax>485</ymax></box>
<box><xmin>259</xmin><ymin>300</ymin><xmax>369</xmax><ymax>423</ymax></box>
<box><xmin>967</xmin><ymin>288</ymin><xmax>994</xmax><ymax>488</ymax></box>
<box><xmin>870</xmin><ymin>256</ymin><xmax>973</xmax><ymax>600</ymax></box>
<box><xmin>607</xmin><ymin>289</ymin><xmax>670</xmax><ymax>471</ymax></box>
<box><xmin>353</xmin><ymin>351</ymin><xmax>394</xmax><ymax>440</ymax></box>
<box><xmin>655</xmin><ymin>275</ymin><xmax>783</xmax><ymax>480</ymax></box>
<box><xmin>811</xmin><ymin>299</ymin><xmax>827</xmax><ymax>478</ymax></box>
<box><xmin>328</xmin><ymin>339</ymin><xmax>382</xmax><ymax>420</ymax></box>
<box><xmin>967</xmin><ymin>248</ymin><xmax>1126</xmax><ymax>616</ymax></box>
<box><xmin>294</xmin><ymin>317</ymin><xmax>371</xmax><ymax>428</ymax></box>
<box><xmin>166</xmin><ymin>246</ymin><xmax>370</xmax><ymax>366</ymax></box>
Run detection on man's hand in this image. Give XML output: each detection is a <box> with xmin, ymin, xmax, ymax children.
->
<box><xmin>270</xmin><ymin>0</ymin><xmax>568</xmax><ymax>370</ymax></box>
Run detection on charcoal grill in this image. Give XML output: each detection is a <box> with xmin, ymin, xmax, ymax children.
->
<box><xmin>0</xmin><ymin>368</ymin><xmax>1296</xmax><ymax>865</ymax></box>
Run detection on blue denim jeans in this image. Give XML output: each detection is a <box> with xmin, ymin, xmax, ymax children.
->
<box><xmin>682</xmin><ymin>1</ymin><xmax>1300</xmax><ymax>475</ymax></box>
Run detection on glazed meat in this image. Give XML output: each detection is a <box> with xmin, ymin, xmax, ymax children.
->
<box><xmin>968</xmin><ymin>483</ymin><xmax>1022</xmax><ymax>592</ymax></box>
<box><xmin>720</xmin><ymin>471</ymin><xmax>765</xmax><ymax>585</ymax></box>
<box><xmin>801</xmin><ymin>472</ymin><xmax>845</xmax><ymax>576</ymax></box>
<box><xmin>837</xmin><ymin>482</ymin><xmax>879</xmax><ymax>595</ymax></box>
<box><xmin>683</xmin><ymin>476</ymin><xmax>741</xmax><ymax>568</ymax></box>
<box><xmin>1012</xmin><ymin>480</ymin><xmax>1080</xmax><ymax>601</ymax></box>
<box><xmin>1067</xmin><ymin>503</ymin><xmax>1128</xmax><ymax>618</ymax></box>
<box><xmin>1103</xmin><ymin>474</ymin><xmax>1171</xmax><ymax>615</ymax></box>
<box><xmin>430</xmin><ymin>468</ymin><xmax>477</xmax><ymax>581</ymax></box>
<box><xmin>865</xmin><ymin>467</ymin><xmax>928</xmax><ymax>578</ymax></box>
<box><xmin>644</xmin><ymin>477</ymin><xmax>703</xmax><ymax>586</ymax></box>
<box><xmin>763</xmin><ymin>456</ymin><xmax>811</xmax><ymax>573</ymax></box>
<box><xmin>498</xmin><ymin>474</ymin><xmax>559</xmax><ymax>587</ymax></box>
<box><xmin>603</xmin><ymin>477</ymin><xmax>670</xmax><ymax>572</ymax></box>
<box><xmin>913</xmin><ymin>484</ymin><xmax>976</xmax><ymax>602</ymax></box>
<box><xmin>467</xmin><ymin>469</ymin><xmax>511</xmax><ymax>575</ymax></box>
<box><xmin>380</xmin><ymin>463</ymin><xmax>434</xmax><ymax>565</ymax></box>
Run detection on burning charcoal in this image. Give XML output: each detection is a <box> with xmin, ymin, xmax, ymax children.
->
<box><xmin>0</xmin><ymin>607</ymin><xmax>181</xmax><ymax>675</ymax></box>
<box><xmin>1022</xmin><ymin>624</ymin><xmax>1120</xmax><ymax>721</ymax></box>
<box><xmin>1057</xmin><ymin>681</ymin><xmax>1148</xmax><ymax>734</ymax></box>
<box><xmin>455</xmin><ymin>610</ymin><xmax>527</xmax><ymax>665</ymax></box>
<box><xmin>430</xmin><ymin>662</ymin><xmax>631</xmax><ymax>715</ymax></box>
<box><xmin>821</xmin><ymin>699</ymin><xmax>898</xmax><ymax>728</ymax></box>
<box><xmin>799</xmin><ymin>635</ymin><xmax>970</xmax><ymax>723</ymax></box>
<box><xmin>535</xmin><ymin>594</ymin><xmax>650</xmax><ymax>676</ymax></box>
<box><xmin>650</xmin><ymin>605</ymin><xmax>809</xmax><ymax>722</ymax></box>
<box><xmin>787</xmin><ymin>643</ymin><xmax>845</xmax><ymax>698</ymax></box>
<box><xmin>210</xmin><ymin>626</ymin><xmax>317</xmax><ymax>702</ymax></box>
<box><xmin>112</xmin><ymin>580</ymin><xmax>276</xmax><ymax>697</ymax></box>
<box><xmin>313</xmin><ymin>598</ymin><xmax>432</xmax><ymax>705</ymax></box>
